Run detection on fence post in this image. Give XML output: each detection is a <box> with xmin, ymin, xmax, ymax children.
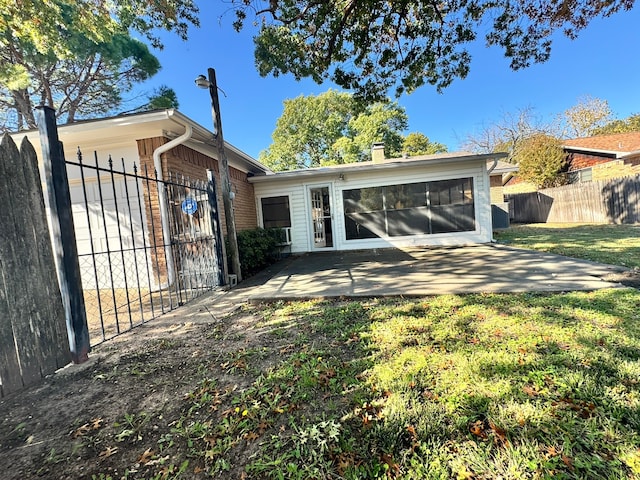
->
<box><xmin>207</xmin><ymin>169</ymin><xmax>226</xmax><ymax>286</ymax></box>
<box><xmin>37</xmin><ymin>106</ymin><xmax>90</xmax><ymax>363</ymax></box>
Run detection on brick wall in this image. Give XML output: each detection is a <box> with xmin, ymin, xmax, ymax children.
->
<box><xmin>592</xmin><ymin>159</ymin><xmax>640</xmax><ymax>181</ymax></box>
<box><xmin>568</xmin><ymin>153</ymin><xmax>613</xmax><ymax>171</ymax></box>
<box><xmin>136</xmin><ymin>137</ymin><xmax>258</xmax><ymax>236</ymax></box>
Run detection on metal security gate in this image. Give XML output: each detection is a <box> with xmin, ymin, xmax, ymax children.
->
<box><xmin>68</xmin><ymin>149</ymin><xmax>224</xmax><ymax>346</ymax></box>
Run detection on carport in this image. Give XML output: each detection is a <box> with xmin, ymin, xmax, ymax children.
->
<box><xmin>247</xmin><ymin>244</ymin><xmax>624</xmax><ymax>302</ymax></box>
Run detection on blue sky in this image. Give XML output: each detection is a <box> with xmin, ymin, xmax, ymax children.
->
<box><xmin>138</xmin><ymin>2</ymin><xmax>640</xmax><ymax>160</ymax></box>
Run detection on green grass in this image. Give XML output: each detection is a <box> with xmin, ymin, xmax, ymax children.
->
<box><xmin>174</xmin><ymin>291</ymin><xmax>640</xmax><ymax>479</ymax></box>
<box><xmin>494</xmin><ymin>223</ymin><xmax>640</xmax><ymax>268</ymax></box>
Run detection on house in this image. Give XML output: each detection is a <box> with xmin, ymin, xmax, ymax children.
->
<box><xmin>563</xmin><ymin>132</ymin><xmax>640</xmax><ymax>183</ymax></box>
<box><xmin>11</xmin><ymin>109</ymin><xmax>270</xmax><ymax>290</ymax></box>
<box><xmin>14</xmin><ymin>110</ymin><xmax>507</xmax><ymax>288</ymax></box>
<box><xmin>249</xmin><ymin>144</ymin><xmax>507</xmax><ymax>253</ymax></box>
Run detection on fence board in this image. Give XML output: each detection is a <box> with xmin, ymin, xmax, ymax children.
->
<box><xmin>507</xmin><ymin>175</ymin><xmax>640</xmax><ymax>224</ymax></box>
<box><xmin>0</xmin><ymin>136</ymin><xmax>25</xmax><ymax>395</ymax></box>
<box><xmin>0</xmin><ymin>135</ymin><xmax>70</xmax><ymax>397</ymax></box>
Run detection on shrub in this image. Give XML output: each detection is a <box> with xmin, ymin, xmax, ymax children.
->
<box><xmin>230</xmin><ymin>228</ymin><xmax>283</xmax><ymax>278</ymax></box>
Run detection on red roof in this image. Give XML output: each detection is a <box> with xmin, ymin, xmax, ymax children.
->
<box><xmin>563</xmin><ymin>132</ymin><xmax>640</xmax><ymax>153</ymax></box>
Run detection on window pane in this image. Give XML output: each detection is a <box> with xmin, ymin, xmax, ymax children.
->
<box><xmin>261</xmin><ymin>196</ymin><xmax>291</xmax><ymax>228</ymax></box>
<box><xmin>428</xmin><ymin>178</ymin><xmax>475</xmax><ymax>233</ymax></box>
<box><xmin>387</xmin><ymin>207</ymin><xmax>430</xmax><ymax>236</ymax></box>
<box><xmin>384</xmin><ymin>183</ymin><xmax>426</xmax><ymax>209</ymax></box>
<box><xmin>343</xmin><ymin>187</ymin><xmax>383</xmax><ymax>213</ymax></box>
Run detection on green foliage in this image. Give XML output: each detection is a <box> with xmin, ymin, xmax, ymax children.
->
<box><xmin>402</xmin><ymin>132</ymin><xmax>448</xmax><ymax>156</ymax></box>
<box><xmin>142</xmin><ymin>86</ymin><xmax>180</xmax><ymax>111</ymax></box>
<box><xmin>514</xmin><ymin>134</ymin><xmax>567</xmax><ymax>188</ymax></box>
<box><xmin>234</xmin><ymin>228</ymin><xmax>283</xmax><ymax>277</ymax></box>
<box><xmin>0</xmin><ymin>0</ymin><xmax>197</xmax><ymax>130</ymax></box>
<box><xmin>594</xmin><ymin>113</ymin><xmax>640</xmax><ymax>135</ymax></box>
<box><xmin>259</xmin><ymin>90</ymin><xmax>446</xmax><ymax>171</ymax></box>
<box><xmin>230</xmin><ymin>0</ymin><xmax>633</xmax><ymax>100</ymax></box>
<box><xmin>259</xmin><ymin>90</ymin><xmax>358</xmax><ymax>170</ymax></box>
<box><xmin>333</xmin><ymin>101</ymin><xmax>408</xmax><ymax>163</ymax></box>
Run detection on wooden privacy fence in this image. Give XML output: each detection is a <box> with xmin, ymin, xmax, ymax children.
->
<box><xmin>0</xmin><ymin>134</ymin><xmax>71</xmax><ymax>397</ymax></box>
<box><xmin>507</xmin><ymin>175</ymin><xmax>640</xmax><ymax>224</ymax></box>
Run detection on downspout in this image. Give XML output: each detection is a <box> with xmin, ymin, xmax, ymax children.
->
<box><xmin>153</xmin><ymin>123</ymin><xmax>193</xmax><ymax>287</ymax></box>
<box><xmin>487</xmin><ymin>157</ymin><xmax>499</xmax><ymax>243</ymax></box>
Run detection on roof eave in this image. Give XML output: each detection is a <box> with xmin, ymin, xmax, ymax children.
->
<box><xmin>248</xmin><ymin>152</ymin><xmax>507</xmax><ymax>184</ymax></box>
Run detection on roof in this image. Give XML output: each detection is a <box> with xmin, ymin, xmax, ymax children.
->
<box><xmin>563</xmin><ymin>132</ymin><xmax>640</xmax><ymax>159</ymax></box>
<box><xmin>9</xmin><ymin>109</ymin><xmax>271</xmax><ymax>175</ymax></box>
<box><xmin>490</xmin><ymin>160</ymin><xmax>519</xmax><ymax>174</ymax></box>
<box><xmin>249</xmin><ymin>151</ymin><xmax>507</xmax><ymax>183</ymax></box>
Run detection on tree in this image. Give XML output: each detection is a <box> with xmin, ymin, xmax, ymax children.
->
<box><xmin>144</xmin><ymin>86</ymin><xmax>181</xmax><ymax>111</ymax></box>
<box><xmin>332</xmin><ymin>102</ymin><xmax>408</xmax><ymax>163</ymax></box>
<box><xmin>259</xmin><ymin>91</ymin><xmax>416</xmax><ymax>171</ymax></box>
<box><xmin>514</xmin><ymin>134</ymin><xmax>567</xmax><ymax>188</ymax></box>
<box><xmin>230</xmin><ymin>0</ymin><xmax>634</xmax><ymax>100</ymax></box>
<box><xmin>402</xmin><ymin>132</ymin><xmax>447</xmax><ymax>156</ymax></box>
<box><xmin>462</xmin><ymin>107</ymin><xmax>549</xmax><ymax>159</ymax></box>
<box><xmin>0</xmin><ymin>0</ymin><xmax>198</xmax><ymax>130</ymax></box>
<box><xmin>561</xmin><ymin>96</ymin><xmax>612</xmax><ymax>138</ymax></box>
<box><xmin>594</xmin><ymin>113</ymin><xmax>640</xmax><ymax>135</ymax></box>
<box><xmin>259</xmin><ymin>90</ymin><xmax>358</xmax><ymax>171</ymax></box>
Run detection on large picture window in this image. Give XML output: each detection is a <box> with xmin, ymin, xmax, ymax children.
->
<box><xmin>343</xmin><ymin>178</ymin><xmax>475</xmax><ymax>240</ymax></box>
<box><xmin>260</xmin><ymin>196</ymin><xmax>291</xmax><ymax>228</ymax></box>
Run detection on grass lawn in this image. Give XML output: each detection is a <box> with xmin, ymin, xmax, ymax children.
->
<box><xmin>3</xmin><ymin>224</ymin><xmax>640</xmax><ymax>479</ymax></box>
<box><xmin>494</xmin><ymin>223</ymin><xmax>640</xmax><ymax>269</ymax></box>
<box><xmin>179</xmin><ymin>291</ymin><xmax>640</xmax><ymax>479</ymax></box>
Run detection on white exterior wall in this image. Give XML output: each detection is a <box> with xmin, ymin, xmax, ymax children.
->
<box><xmin>253</xmin><ymin>159</ymin><xmax>492</xmax><ymax>253</ymax></box>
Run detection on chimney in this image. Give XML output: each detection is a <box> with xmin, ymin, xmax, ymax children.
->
<box><xmin>371</xmin><ymin>142</ymin><xmax>385</xmax><ymax>163</ymax></box>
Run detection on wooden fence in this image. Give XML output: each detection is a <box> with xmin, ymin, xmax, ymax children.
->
<box><xmin>0</xmin><ymin>134</ymin><xmax>71</xmax><ymax>397</ymax></box>
<box><xmin>506</xmin><ymin>175</ymin><xmax>640</xmax><ymax>224</ymax></box>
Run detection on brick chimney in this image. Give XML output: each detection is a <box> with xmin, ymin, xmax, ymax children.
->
<box><xmin>371</xmin><ymin>142</ymin><xmax>385</xmax><ymax>163</ymax></box>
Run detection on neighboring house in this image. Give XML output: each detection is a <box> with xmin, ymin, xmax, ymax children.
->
<box><xmin>504</xmin><ymin>132</ymin><xmax>640</xmax><ymax>193</ymax></box>
<box><xmin>250</xmin><ymin>144</ymin><xmax>507</xmax><ymax>253</ymax></box>
<box><xmin>563</xmin><ymin>132</ymin><xmax>640</xmax><ymax>183</ymax></box>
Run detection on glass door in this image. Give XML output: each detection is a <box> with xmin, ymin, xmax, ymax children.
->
<box><xmin>309</xmin><ymin>186</ymin><xmax>333</xmax><ymax>249</ymax></box>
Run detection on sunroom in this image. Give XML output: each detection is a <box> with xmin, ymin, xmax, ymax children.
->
<box><xmin>248</xmin><ymin>150</ymin><xmax>506</xmax><ymax>253</ymax></box>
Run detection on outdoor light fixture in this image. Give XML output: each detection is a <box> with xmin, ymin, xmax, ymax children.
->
<box><xmin>194</xmin><ymin>74</ymin><xmax>210</xmax><ymax>89</ymax></box>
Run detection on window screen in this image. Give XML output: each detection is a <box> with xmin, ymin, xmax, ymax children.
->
<box><xmin>343</xmin><ymin>177</ymin><xmax>475</xmax><ymax>240</ymax></box>
<box><xmin>261</xmin><ymin>196</ymin><xmax>291</xmax><ymax>228</ymax></box>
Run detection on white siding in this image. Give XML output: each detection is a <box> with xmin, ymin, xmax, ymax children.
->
<box><xmin>253</xmin><ymin>158</ymin><xmax>493</xmax><ymax>253</ymax></box>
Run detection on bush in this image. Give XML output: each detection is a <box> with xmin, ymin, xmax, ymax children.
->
<box><xmin>230</xmin><ymin>228</ymin><xmax>283</xmax><ymax>278</ymax></box>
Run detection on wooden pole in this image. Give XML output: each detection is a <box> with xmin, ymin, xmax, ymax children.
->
<box><xmin>37</xmin><ymin>106</ymin><xmax>90</xmax><ymax>363</ymax></box>
<box><xmin>207</xmin><ymin>68</ymin><xmax>242</xmax><ymax>283</ymax></box>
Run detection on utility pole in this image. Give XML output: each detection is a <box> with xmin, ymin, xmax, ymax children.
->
<box><xmin>197</xmin><ymin>68</ymin><xmax>242</xmax><ymax>283</ymax></box>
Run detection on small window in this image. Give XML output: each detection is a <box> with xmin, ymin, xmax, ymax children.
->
<box><xmin>261</xmin><ymin>196</ymin><xmax>291</xmax><ymax>228</ymax></box>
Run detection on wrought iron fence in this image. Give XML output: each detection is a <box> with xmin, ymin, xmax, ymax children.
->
<box><xmin>68</xmin><ymin>149</ymin><xmax>224</xmax><ymax>345</ymax></box>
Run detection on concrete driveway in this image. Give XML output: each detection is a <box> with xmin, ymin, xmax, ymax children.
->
<box><xmin>247</xmin><ymin>244</ymin><xmax>625</xmax><ymax>302</ymax></box>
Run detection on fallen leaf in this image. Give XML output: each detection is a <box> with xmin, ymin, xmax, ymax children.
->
<box><xmin>99</xmin><ymin>446</ymin><xmax>118</xmax><ymax>459</ymax></box>
<box><xmin>489</xmin><ymin>421</ymin><xmax>510</xmax><ymax>447</ymax></box>
<box><xmin>469</xmin><ymin>420</ymin><xmax>487</xmax><ymax>439</ymax></box>
<box><xmin>138</xmin><ymin>448</ymin><xmax>154</xmax><ymax>465</ymax></box>
<box><xmin>90</xmin><ymin>418</ymin><xmax>104</xmax><ymax>430</ymax></box>
<box><xmin>72</xmin><ymin>424</ymin><xmax>91</xmax><ymax>438</ymax></box>
<box><xmin>562</xmin><ymin>454</ymin><xmax>574</xmax><ymax>470</ymax></box>
<box><xmin>522</xmin><ymin>385</ymin><xmax>539</xmax><ymax>397</ymax></box>
<box><xmin>245</xmin><ymin>432</ymin><xmax>259</xmax><ymax>442</ymax></box>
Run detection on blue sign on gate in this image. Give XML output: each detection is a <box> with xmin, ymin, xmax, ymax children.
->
<box><xmin>181</xmin><ymin>197</ymin><xmax>198</xmax><ymax>215</ymax></box>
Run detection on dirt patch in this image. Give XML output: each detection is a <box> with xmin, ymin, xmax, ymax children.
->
<box><xmin>602</xmin><ymin>268</ymin><xmax>640</xmax><ymax>289</ymax></box>
<box><xmin>0</xmin><ymin>294</ymin><xmax>282</xmax><ymax>480</ymax></box>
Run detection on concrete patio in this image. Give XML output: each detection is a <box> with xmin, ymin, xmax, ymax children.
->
<box><xmin>245</xmin><ymin>244</ymin><xmax>625</xmax><ymax>302</ymax></box>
